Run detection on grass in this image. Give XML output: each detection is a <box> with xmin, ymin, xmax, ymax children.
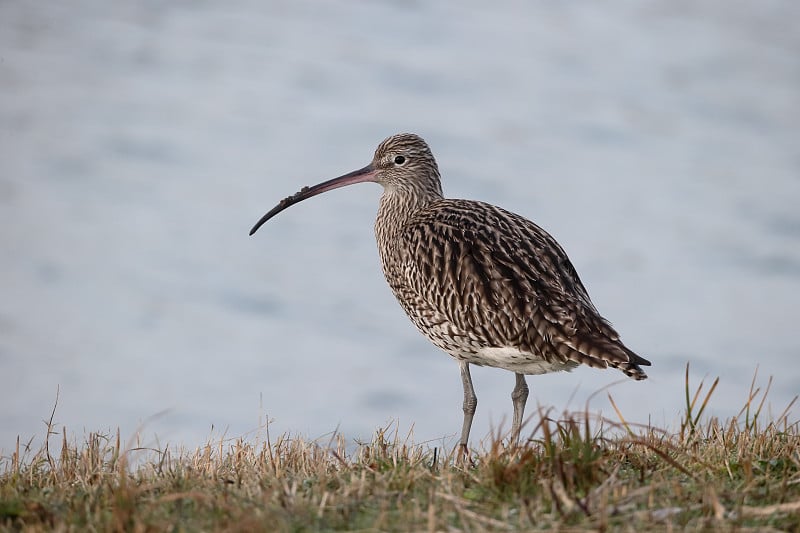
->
<box><xmin>2</xmin><ymin>365</ymin><xmax>798</xmax><ymax>532</ymax></box>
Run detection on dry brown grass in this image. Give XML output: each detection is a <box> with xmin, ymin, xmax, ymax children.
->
<box><xmin>2</xmin><ymin>365</ymin><xmax>798</xmax><ymax>531</ymax></box>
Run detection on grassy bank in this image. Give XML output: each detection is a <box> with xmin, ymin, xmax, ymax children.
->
<box><xmin>2</xmin><ymin>368</ymin><xmax>798</xmax><ymax>531</ymax></box>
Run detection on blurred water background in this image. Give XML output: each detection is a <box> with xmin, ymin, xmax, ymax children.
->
<box><xmin>1</xmin><ymin>0</ymin><xmax>798</xmax><ymax>453</ymax></box>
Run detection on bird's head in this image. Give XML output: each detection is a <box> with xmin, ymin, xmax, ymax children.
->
<box><xmin>249</xmin><ymin>133</ymin><xmax>442</xmax><ymax>236</ymax></box>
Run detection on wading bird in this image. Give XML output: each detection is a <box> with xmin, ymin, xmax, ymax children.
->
<box><xmin>250</xmin><ymin>133</ymin><xmax>650</xmax><ymax>449</ymax></box>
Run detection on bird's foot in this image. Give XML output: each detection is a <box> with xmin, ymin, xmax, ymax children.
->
<box><xmin>456</xmin><ymin>443</ymin><xmax>476</xmax><ymax>468</ymax></box>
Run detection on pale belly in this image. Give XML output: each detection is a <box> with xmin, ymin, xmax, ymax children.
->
<box><xmin>417</xmin><ymin>320</ymin><xmax>578</xmax><ymax>374</ymax></box>
<box><xmin>457</xmin><ymin>346</ymin><xmax>579</xmax><ymax>375</ymax></box>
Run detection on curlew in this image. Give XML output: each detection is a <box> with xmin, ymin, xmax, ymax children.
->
<box><xmin>250</xmin><ymin>133</ymin><xmax>650</xmax><ymax>449</ymax></box>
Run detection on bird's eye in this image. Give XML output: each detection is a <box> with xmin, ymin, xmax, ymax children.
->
<box><xmin>394</xmin><ymin>155</ymin><xmax>406</xmax><ymax>165</ymax></box>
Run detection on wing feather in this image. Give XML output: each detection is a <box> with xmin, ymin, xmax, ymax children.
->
<box><xmin>386</xmin><ymin>199</ymin><xmax>650</xmax><ymax>377</ymax></box>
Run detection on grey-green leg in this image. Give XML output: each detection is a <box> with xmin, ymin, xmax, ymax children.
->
<box><xmin>510</xmin><ymin>373</ymin><xmax>529</xmax><ymax>444</ymax></box>
<box><xmin>459</xmin><ymin>361</ymin><xmax>477</xmax><ymax>451</ymax></box>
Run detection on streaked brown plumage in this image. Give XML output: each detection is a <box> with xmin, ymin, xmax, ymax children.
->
<box><xmin>250</xmin><ymin>133</ymin><xmax>650</xmax><ymax>449</ymax></box>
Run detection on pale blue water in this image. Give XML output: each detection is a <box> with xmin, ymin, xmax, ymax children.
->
<box><xmin>1</xmin><ymin>1</ymin><xmax>799</xmax><ymax>453</ymax></box>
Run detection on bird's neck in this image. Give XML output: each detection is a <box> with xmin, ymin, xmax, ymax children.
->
<box><xmin>375</xmin><ymin>181</ymin><xmax>443</xmax><ymax>245</ymax></box>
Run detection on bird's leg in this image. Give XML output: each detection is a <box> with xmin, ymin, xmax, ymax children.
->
<box><xmin>510</xmin><ymin>373</ymin><xmax>529</xmax><ymax>445</ymax></box>
<box><xmin>458</xmin><ymin>361</ymin><xmax>477</xmax><ymax>455</ymax></box>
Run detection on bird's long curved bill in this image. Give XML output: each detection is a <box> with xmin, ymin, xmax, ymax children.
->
<box><xmin>249</xmin><ymin>164</ymin><xmax>377</xmax><ymax>236</ymax></box>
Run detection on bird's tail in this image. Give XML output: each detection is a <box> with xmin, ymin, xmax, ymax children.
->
<box><xmin>611</xmin><ymin>348</ymin><xmax>651</xmax><ymax>380</ymax></box>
